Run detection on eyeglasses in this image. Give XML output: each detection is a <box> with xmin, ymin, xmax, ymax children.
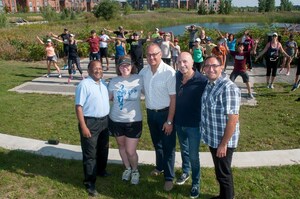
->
<box><xmin>203</xmin><ymin>64</ymin><xmax>221</xmax><ymax>68</ymax></box>
<box><xmin>147</xmin><ymin>51</ymin><xmax>161</xmax><ymax>57</ymax></box>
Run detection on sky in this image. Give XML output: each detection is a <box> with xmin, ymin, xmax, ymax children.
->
<box><xmin>232</xmin><ymin>0</ymin><xmax>300</xmax><ymax>7</ymax></box>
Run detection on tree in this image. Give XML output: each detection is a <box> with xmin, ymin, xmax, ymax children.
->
<box><xmin>218</xmin><ymin>0</ymin><xmax>225</xmax><ymax>14</ymax></box>
<box><xmin>280</xmin><ymin>0</ymin><xmax>293</xmax><ymax>11</ymax></box>
<box><xmin>197</xmin><ymin>2</ymin><xmax>207</xmax><ymax>15</ymax></box>
<box><xmin>92</xmin><ymin>0</ymin><xmax>120</xmax><ymax>20</ymax></box>
<box><xmin>123</xmin><ymin>2</ymin><xmax>133</xmax><ymax>15</ymax></box>
<box><xmin>224</xmin><ymin>0</ymin><xmax>232</xmax><ymax>14</ymax></box>
<box><xmin>258</xmin><ymin>0</ymin><xmax>266</xmax><ymax>12</ymax></box>
<box><xmin>265</xmin><ymin>0</ymin><xmax>275</xmax><ymax>12</ymax></box>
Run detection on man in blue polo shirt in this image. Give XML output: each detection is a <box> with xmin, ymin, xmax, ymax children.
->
<box><xmin>174</xmin><ymin>52</ymin><xmax>207</xmax><ymax>199</ymax></box>
<box><xmin>75</xmin><ymin>60</ymin><xmax>110</xmax><ymax>197</ymax></box>
<box><xmin>201</xmin><ymin>56</ymin><xmax>241</xmax><ymax>199</ymax></box>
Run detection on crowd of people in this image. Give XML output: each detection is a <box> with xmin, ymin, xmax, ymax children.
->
<box><xmin>43</xmin><ymin>25</ymin><xmax>299</xmax><ymax>198</ymax></box>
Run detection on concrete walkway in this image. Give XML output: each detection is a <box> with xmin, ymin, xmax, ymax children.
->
<box><xmin>3</xmin><ymin>58</ymin><xmax>300</xmax><ymax>168</ymax></box>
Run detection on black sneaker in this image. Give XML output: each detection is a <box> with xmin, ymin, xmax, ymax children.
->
<box><xmin>190</xmin><ymin>186</ymin><xmax>199</xmax><ymax>198</ymax></box>
<box><xmin>176</xmin><ymin>173</ymin><xmax>190</xmax><ymax>185</ymax></box>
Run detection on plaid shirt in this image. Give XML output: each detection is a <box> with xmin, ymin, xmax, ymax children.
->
<box><xmin>200</xmin><ymin>75</ymin><xmax>241</xmax><ymax>148</ymax></box>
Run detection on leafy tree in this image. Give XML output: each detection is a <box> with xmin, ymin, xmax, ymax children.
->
<box><xmin>123</xmin><ymin>3</ymin><xmax>133</xmax><ymax>15</ymax></box>
<box><xmin>224</xmin><ymin>0</ymin><xmax>232</xmax><ymax>14</ymax></box>
<box><xmin>265</xmin><ymin>0</ymin><xmax>275</xmax><ymax>12</ymax></box>
<box><xmin>209</xmin><ymin>5</ymin><xmax>215</xmax><ymax>14</ymax></box>
<box><xmin>258</xmin><ymin>0</ymin><xmax>266</xmax><ymax>12</ymax></box>
<box><xmin>218</xmin><ymin>0</ymin><xmax>225</xmax><ymax>14</ymax></box>
<box><xmin>280</xmin><ymin>0</ymin><xmax>293</xmax><ymax>11</ymax></box>
<box><xmin>197</xmin><ymin>2</ymin><xmax>207</xmax><ymax>15</ymax></box>
<box><xmin>92</xmin><ymin>0</ymin><xmax>120</xmax><ymax>20</ymax></box>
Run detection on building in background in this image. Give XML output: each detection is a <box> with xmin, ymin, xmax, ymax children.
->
<box><xmin>0</xmin><ymin>0</ymin><xmax>99</xmax><ymax>12</ymax></box>
<box><xmin>0</xmin><ymin>0</ymin><xmax>220</xmax><ymax>12</ymax></box>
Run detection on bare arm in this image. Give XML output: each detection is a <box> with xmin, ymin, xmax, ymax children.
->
<box><xmin>75</xmin><ymin>105</ymin><xmax>91</xmax><ymax>138</ymax></box>
<box><xmin>36</xmin><ymin>36</ymin><xmax>44</xmax><ymax>45</ymax></box>
<box><xmin>162</xmin><ymin>94</ymin><xmax>176</xmax><ymax>135</ymax></box>
<box><xmin>217</xmin><ymin>114</ymin><xmax>239</xmax><ymax>158</ymax></box>
<box><xmin>51</xmin><ymin>37</ymin><xmax>63</xmax><ymax>43</ymax></box>
<box><xmin>256</xmin><ymin>42</ymin><xmax>270</xmax><ymax>60</ymax></box>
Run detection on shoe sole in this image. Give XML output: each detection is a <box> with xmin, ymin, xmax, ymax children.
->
<box><xmin>176</xmin><ymin>176</ymin><xmax>190</xmax><ymax>185</ymax></box>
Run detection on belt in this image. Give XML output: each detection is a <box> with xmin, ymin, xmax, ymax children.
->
<box><xmin>147</xmin><ymin>107</ymin><xmax>169</xmax><ymax>112</ymax></box>
<box><xmin>84</xmin><ymin>116</ymin><xmax>107</xmax><ymax>120</ymax></box>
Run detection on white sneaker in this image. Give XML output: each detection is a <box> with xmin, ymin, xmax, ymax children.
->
<box><xmin>269</xmin><ymin>84</ymin><xmax>274</xmax><ymax>89</ymax></box>
<box><xmin>58</xmin><ymin>74</ymin><xmax>62</xmax><ymax>78</ymax></box>
<box><xmin>122</xmin><ymin>168</ymin><xmax>131</xmax><ymax>181</ymax></box>
<box><xmin>130</xmin><ymin>170</ymin><xmax>140</xmax><ymax>185</ymax></box>
<box><xmin>46</xmin><ymin>74</ymin><xmax>50</xmax><ymax>78</ymax></box>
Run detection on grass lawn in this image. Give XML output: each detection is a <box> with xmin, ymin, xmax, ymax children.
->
<box><xmin>1</xmin><ymin>148</ymin><xmax>300</xmax><ymax>198</ymax></box>
<box><xmin>0</xmin><ymin>60</ymin><xmax>299</xmax><ymax>152</ymax></box>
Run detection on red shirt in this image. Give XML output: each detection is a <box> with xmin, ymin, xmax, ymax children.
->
<box><xmin>86</xmin><ymin>36</ymin><xmax>102</xmax><ymax>53</ymax></box>
<box><xmin>230</xmin><ymin>51</ymin><xmax>250</xmax><ymax>72</ymax></box>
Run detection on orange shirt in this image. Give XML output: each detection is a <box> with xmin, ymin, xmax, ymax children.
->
<box><xmin>212</xmin><ymin>46</ymin><xmax>227</xmax><ymax>66</ymax></box>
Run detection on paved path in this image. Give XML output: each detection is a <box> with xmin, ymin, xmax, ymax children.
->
<box><xmin>3</xmin><ymin>58</ymin><xmax>300</xmax><ymax>168</ymax></box>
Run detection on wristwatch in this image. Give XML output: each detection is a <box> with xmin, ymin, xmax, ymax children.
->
<box><xmin>166</xmin><ymin>121</ymin><xmax>172</xmax><ymax>125</ymax></box>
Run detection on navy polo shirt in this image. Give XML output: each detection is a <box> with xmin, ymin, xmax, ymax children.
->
<box><xmin>174</xmin><ymin>70</ymin><xmax>207</xmax><ymax>127</ymax></box>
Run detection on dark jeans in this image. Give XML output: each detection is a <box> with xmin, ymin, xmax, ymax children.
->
<box><xmin>146</xmin><ymin>109</ymin><xmax>176</xmax><ymax>181</ymax></box>
<box><xmin>79</xmin><ymin>116</ymin><xmax>109</xmax><ymax>186</ymax></box>
<box><xmin>89</xmin><ymin>52</ymin><xmax>100</xmax><ymax>61</ymax></box>
<box><xmin>68</xmin><ymin>57</ymin><xmax>82</xmax><ymax>75</ymax></box>
<box><xmin>209</xmin><ymin>147</ymin><xmax>235</xmax><ymax>199</ymax></box>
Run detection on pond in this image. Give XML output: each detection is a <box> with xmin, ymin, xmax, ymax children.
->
<box><xmin>160</xmin><ymin>22</ymin><xmax>291</xmax><ymax>36</ymax></box>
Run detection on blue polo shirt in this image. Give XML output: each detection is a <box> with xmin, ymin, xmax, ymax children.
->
<box><xmin>174</xmin><ymin>70</ymin><xmax>207</xmax><ymax>127</ymax></box>
<box><xmin>75</xmin><ymin>76</ymin><xmax>110</xmax><ymax>118</ymax></box>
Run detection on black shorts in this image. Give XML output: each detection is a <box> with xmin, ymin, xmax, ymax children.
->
<box><xmin>108</xmin><ymin>118</ymin><xmax>142</xmax><ymax>138</ymax></box>
<box><xmin>230</xmin><ymin>71</ymin><xmax>249</xmax><ymax>83</ymax></box>
<box><xmin>100</xmin><ymin>48</ymin><xmax>108</xmax><ymax>57</ymax></box>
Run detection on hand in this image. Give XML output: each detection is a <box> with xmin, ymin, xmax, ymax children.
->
<box><xmin>216</xmin><ymin>144</ymin><xmax>227</xmax><ymax>158</ymax></box>
<box><xmin>162</xmin><ymin>122</ymin><xmax>173</xmax><ymax>135</ymax></box>
<box><xmin>81</xmin><ymin>126</ymin><xmax>92</xmax><ymax>138</ymax></box>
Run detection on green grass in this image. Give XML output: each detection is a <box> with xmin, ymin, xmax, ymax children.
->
<box><xmin>1</xmin><ymin>148</ymin><xmax>300</xmax><ymax>198</ymax></box>
<box><xmin>0</xmin><ymin>60</ymin><xmax>299</xmax><ymax>152</ymax></box>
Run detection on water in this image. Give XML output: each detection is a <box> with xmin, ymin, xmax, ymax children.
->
<box><xmin>161</xmin><ymin>22</ymin><xmax>291</xmax><ymax>36</ymax></box>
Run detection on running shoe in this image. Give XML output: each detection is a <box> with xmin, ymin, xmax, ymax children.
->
<box><xmin>122</xmin><ymin>168</ymin><xmax>131</xmax><ymax>181</ymax></box>
<box><xmin>176</xmin><ymin>173</ymin><xmax>190</xmax><ymax>185</ymax></box>
<box><xmin>58</xmin><ymin>74</ymin><xmax>62</xmax><ymax>78</ymax></box>
<box><xmin>291</xmin><ymin>84</ymin><xmax>298</xmax><ymax>91</ymax></box>
<box><xmin>46</xmin><ymin>74</ymin><xmax>50</xmax><ymax>78</ymax></box>
<box><xmin>248</xmin><ymin>93</ymin><xmax>254</xmax><ymax>99</ymax></box>
<box><xmin>131</xmin><ymin>170</ymin><xmax>140</xmax><ymax>185</ymax></box>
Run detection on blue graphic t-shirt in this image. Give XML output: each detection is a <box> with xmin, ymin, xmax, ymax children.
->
<box><xmin>108</xmin><ymin>74</ymin><xmax>143</xmax><ymax>122</ymax></box>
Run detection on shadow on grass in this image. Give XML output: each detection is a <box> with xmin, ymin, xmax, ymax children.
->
<box><xmin>0</xmin><ymin>149</ymin><xmax>216</xmax><ymax>198</ymax></box>
<box><xmin>15</xmin><ymin>73</ymin><xmax>44</xmax><ymax>78</ymax></box>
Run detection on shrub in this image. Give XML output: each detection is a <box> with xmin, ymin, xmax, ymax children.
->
<box><xmin>92</xmin><ymin>0</ymin><xmax>120</xmax><ymax>20</ymax></box>
<box><xmin>0</xmin><ymin>13</ymin><xmax>8</xmax><ymax>28</ymax></box>
<box><xmin>123</xmin><ymin>3</ymin><xmax>133</xmax><ymax>15</ymax></box>
<box><xmin>28</xmin><ymin>44</ymin><xmax>45</xmax><ymax>61</ymax></box>
<box><xmin>70</xmin><ymin>11</ymin><xmax>76</xmax><ymax>20</ymax></box>
<box><xmin>40</xmin><ymin>6</ymin><xmax>59</xmax><ymax>21</ymax></box>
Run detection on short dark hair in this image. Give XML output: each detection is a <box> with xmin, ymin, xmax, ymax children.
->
<box><xmin>88</xmin><ymin>60</ymin><xmax>101</xmax><ymax>70</ymax></box>
<box><xmin>90</xmin><ymin>30</ymin><xmax>96</xmax><ymax>34</ymax></box>
<box><xmin>204</xmin><ymin>55</ymin><xmax>222</xmax><ymax>66</ymax></box>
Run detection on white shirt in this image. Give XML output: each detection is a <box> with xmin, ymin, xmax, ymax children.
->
<box><xmin>160</xmin><ymin>41</ymin><xmax>171</xmax><ymax>59</ymax></box>
<box><xmin>139</xmin><ymin>61</ymin><xmax>176</xmax><ymax>109</ymax></box>
<box><xmin>100</xmin><ymin>34</ymin><xmax>110</xmax><ymax>48</ymax></box>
